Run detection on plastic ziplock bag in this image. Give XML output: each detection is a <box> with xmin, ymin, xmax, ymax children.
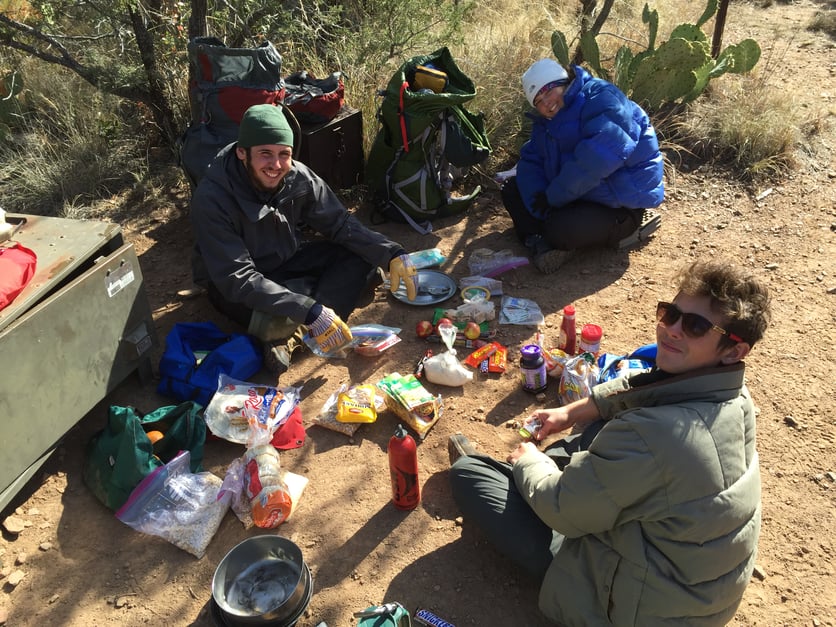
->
<box><xmin>204</xmin><ymin>374</ymin><xmax>301</xmax><ymax>444</ymax></box>
<box><xmin>467</xmin><ymin>248</ymin><xmax>529</xmax><ymax>277</ymax></box>
<box><xmin>499</xmin><ymin>296</ymin><xmax>545</xmax><ymax>325</ymax></box>
<box><xmin>313</xmin><ymin>383</ymin><xmax>360</xmax><ymax>436</ymax></box>
<box><xmin>558</xmin><ymin>353</ymin><xmax>600</xmax><ymax>405</ymax></box>
<box><xmin>460</xmin><ymin>275</ymin><xmax>503</xmax><ymax>296</ymax></box>
<box><xmin>409</xmin><ymin>248</ymin><xmax>446</xmax><ymax>269</ymax></box>
<box><xmin>116</xmin><ymin>450</ymin><xmax>228</xmax><ymax>559</ymax></box>
<box><xmin>303</xmin><ymin>324</ymin><xmax>402</xmax><ymax>359</ymax></box>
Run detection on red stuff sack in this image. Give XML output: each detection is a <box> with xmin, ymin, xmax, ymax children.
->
<box><xmin>0</xmin><ymin>242</ymin><xmax>36</xmax><ymax>310</ymax></box>
<box><xmin>283</xmin><ymin>71</ymin><xmax>345</xmax><ymax>125</ymax></box>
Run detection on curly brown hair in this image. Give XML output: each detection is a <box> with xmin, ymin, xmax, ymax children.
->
<box><xmin>674</xmin><ymin>259</ymin><xmax>771</xmax><ymax>346</ymax></box>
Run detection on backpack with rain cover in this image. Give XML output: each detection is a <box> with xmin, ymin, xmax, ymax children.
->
<box><xmin>179</xmin><ymin>37</ymin><xmax>286</xmax><ymax>189</ymax></box>
<box><xmin>366</xmin><ymin>47</ymin><xmax>491</xmax><ymax>234</ymax></box>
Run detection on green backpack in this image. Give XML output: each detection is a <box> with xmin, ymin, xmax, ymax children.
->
<box><xmin>82</xmin><ymin>402</ymin><xmax>206</xmax><ymax>511</ymax></box>
<box><xmin>366</xmin><ymin>47</ymin><xmax>491</xmax><ymax>234</ymax></box>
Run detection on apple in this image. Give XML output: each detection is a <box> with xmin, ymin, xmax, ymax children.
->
<box><xmin>415</xmin><ymin>320</ymin><xmax>434</xmax><ymax>338</ymax></box>
<box><xmin>463</xmin><ymin>321</ymin><xmax>481</xmax><ymax>340</ymax></box>
<box><xmin>435</xmin><ymin>317</ymin><xmax>453</xmax><ymax>332</ymax></box>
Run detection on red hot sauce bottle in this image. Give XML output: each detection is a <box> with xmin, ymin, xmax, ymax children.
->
<box><xmin>558</xmin><ymin>304</ymin><xmax>577</xmax><ymax>355</ymax></box>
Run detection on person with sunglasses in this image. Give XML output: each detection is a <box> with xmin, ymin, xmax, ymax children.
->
<box><xmin>448</xmin><ymin>259</ymin><xmax>771</xmax><ymax>626</ymax></box>
<box><xmin>501</xmin><ymin>58</ymin><xmax>665</xmax><ymax>273</ymax></box>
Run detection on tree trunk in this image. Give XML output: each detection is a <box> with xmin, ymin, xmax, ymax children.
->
<box><xmin>711</xmin><ymin>0</ymin><xmax>731</xmax><ymax>58</ymax></box>
<box><xmin>127</xmin><ymin>4</ymin><xmax>179</xmax><ymax>151</ymax></box>
<box><xmin>571</xmin><ymin>0</ymin><xmax>615</xmax><ymax>66</ymax></box>
<box><xmin>189</xmin><ymin>0</ymin><xmax>208</xmax><ymax>39</ymax></box>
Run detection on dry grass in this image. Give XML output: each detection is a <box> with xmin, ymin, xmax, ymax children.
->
<box><xmin>0</xmin><ymin>57</ymin><xmax>145</xmax><ymax>216</ymax></box>
<box><xmin>671</xmin><ymin>76</ymin><xmax>801</xmax><ymax>177</ymax></box>
<box><xmin>808</xmin><ymin>8</ymin><xmax>836</xmax><ymax>37</ymax></box>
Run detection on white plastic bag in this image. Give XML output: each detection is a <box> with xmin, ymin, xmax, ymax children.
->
<box><xmin>423</xmin><ymin>321</ymin><xmax>473</xmax><ymax>387</ymax></box>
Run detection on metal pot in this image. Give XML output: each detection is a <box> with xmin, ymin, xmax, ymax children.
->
<box><xmin>212</xmin><ymin>535</ymin><xmax>312</xmax><ymax>626</ymax></box>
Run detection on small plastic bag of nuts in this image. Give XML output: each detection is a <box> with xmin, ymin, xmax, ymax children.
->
<box><xmin>116</xmin><ymin>450</ymin><xmax>229</xmax><ymax>558</ymax></box>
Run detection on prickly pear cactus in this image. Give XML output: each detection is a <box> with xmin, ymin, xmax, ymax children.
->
<box><xmin>613</xmin><ymin>46</ymin><xmax>636</xmax><ymax>94</ymax></box>
<box><xmin>682</xmin><ymin>38</ymin><xmax>761</xmax><ymax>103</ymax></box>
<box><xmin>715</xmin><ymin>39</ymin><xmax>761</xmax><ymax>75</ymax></box>
<box><xmin>630</xmin><ymin>38</ymin><xmax>706</xmax><ymax>109</ymax></box>
<box><xmin>548</xmin><ymin>0</ymin><xmax>760</xmax><ymax>111</ymax></box>
<box><xmin>643</xmin><ymin>4</ymin><xmax>659</xmax><ymax>52</ymax></box>
<box><xmin>551</xmin><ymin>31</ymin><xmax>570</xmax><ymax>67</ymax></box>
<box><xmin>696</xmin><ymin>0</ymin><xmax>719</xmax><ymax>28</ymax></box>
<box><xmin>580</xmin><ymin>31</ymin><xmax>609</xmax><ymax>82</ymax></box>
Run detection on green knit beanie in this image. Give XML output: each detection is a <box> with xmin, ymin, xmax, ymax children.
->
<box><xmin>238</xmin><ymin>104</ymin><xmax>294</xmax><ymax>148</ymax></box>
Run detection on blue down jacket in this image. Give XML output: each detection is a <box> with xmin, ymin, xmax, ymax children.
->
<box><xmin>516</xmin><ymin>65</ymin><xmax>664</xmax><ymax>218</ymax></box>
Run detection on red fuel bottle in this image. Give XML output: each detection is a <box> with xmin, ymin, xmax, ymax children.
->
<box><xmin>388</xmin><ymin>424</ymin><xmax>420</xmax><ymax>510</ymax></box>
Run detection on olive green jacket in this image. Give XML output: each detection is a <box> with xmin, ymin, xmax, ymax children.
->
<box><xmin>513</xmin><ymin>363</ymin><xmax>759</xmax><ymax>626</ymax></box>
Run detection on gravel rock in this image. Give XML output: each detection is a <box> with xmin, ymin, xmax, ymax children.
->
<box><xmin>1</xmin><ymin>516</ymin><xmax>25</xmax><ymax>536</ymax></box>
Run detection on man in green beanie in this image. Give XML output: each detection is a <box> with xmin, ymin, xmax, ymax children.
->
<box><xmin>190</xmin><ymin>103</ymin><xmax>418</xmax><ymax>377</ymax></box>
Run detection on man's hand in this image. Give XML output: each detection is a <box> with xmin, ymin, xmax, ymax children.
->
<box><xmin>507</xmin><ymin>441</ymin><xmax>539</xmax><ymax>464</ymax></box>
<box><xmin>526</xmin><ymin>397</ymin><xmax>601</xmax><ymax>441</ymax></box>
<box><xmin>307</xmin><ymin>306</ymin><xmax>353</xmax><ymax>353</ymax></box>
<box><xmin>389</xmin><ymin>253</ymin><xmax>419</xmax><ymax>301</ymax></box>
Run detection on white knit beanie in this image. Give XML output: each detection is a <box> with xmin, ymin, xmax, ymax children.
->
<box><xmin>522</xmin><ymin>59</ymin><xmax>569</xmax><ymax>106</ymax></box>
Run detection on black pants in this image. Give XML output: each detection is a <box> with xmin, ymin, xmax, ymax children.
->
<box><xmin>208</xmin><ymin>241</ymin><xmax>379</xmax><ymax>328</ymax></box>
<box><xmin>501</xmin><ymin>177</ymin><xmax>639</xmax><ymax>250</ymax></box>
<box><xmin>449</xmin><ymin>420</ymin><xmax>606</xmax><ymax>582</ymax></box>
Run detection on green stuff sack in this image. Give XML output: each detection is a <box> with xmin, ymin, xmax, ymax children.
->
<box><xmin>82</xmin><ymin>402</ymin><xmax>206</xmax><ymax>511</ymax></box>
<box><xmin>366</xmin><ymin>47</ymin><xmax>491</xmax><ymax>234</ymax></box>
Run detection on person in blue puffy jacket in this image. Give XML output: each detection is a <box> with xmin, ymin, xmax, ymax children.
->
<box><xmin>502</xmin><ymin>58</ymin><xmax>665</xmax><ymax>273</ymax></box>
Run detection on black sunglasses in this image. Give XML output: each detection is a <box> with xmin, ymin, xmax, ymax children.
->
<box><xmin>656</xmin><ymin>301</ymin><xmax>743</xmax><ymax>343</ymax></box>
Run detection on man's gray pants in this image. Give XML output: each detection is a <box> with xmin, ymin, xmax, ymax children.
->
<box><xmin>448</xmin><ymin>420</ymin><xmax>605</xmax><ymax>582</ymax></box>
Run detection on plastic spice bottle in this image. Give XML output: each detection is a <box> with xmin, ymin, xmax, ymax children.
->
<box><xmin>519</xmin><ymin>344</ymin><xmax>548</xmax><ymax>394</ymax></box>
<box><xmin>558</xmin><ymin>305</ymin><xmax>577</xmax><ymax>355</ymax></box>
<box><xmin>579</xmin><ymin>324</ymin><xmax>603</xmax><ymax>357</ymax></box>
<box><xmin>388</xmin><ymin>424</ymin><xmax>420</xmax><ymax>510</ymax></box>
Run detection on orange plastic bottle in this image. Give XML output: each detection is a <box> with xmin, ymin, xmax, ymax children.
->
<box><xmin>558</xmin><ymin>305</ymin><xmax>577</xmax><ymax>355</ymax></box>
<box><xmin>388</xmin><ymin>424</ymin><xmax>420</xmax><ymax>510</ymax></box>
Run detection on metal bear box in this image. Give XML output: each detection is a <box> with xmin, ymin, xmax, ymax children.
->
<box><xmin>297</xmin><ymin>106</ymin><xmax>364</xmax><ymax>190</ymax></box>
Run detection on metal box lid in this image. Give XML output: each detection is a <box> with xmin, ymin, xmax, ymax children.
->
<box><xmin>0</xmin><ymin>213</ymin><xmax>123</xmax><ymax>332</ymax></box>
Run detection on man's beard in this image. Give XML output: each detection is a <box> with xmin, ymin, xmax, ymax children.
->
<box><xmin>245</xmin><ymin>156</ymin><xmax>284</xmax><ymax>193</ymax></box>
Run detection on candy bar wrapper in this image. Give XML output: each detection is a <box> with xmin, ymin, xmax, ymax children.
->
<box><xmin>464</xmin><ymin>342</ymin><xmax>498</xmax><ymax>368</ymax></box>
<box><xmin>488</xmin><ymin>344</ymin><xmax>507</xmax><ymax>373</ymax></box>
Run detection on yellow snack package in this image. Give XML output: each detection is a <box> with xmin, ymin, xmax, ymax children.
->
<box><xmin>336</xmin><ymin>384</ymin><xmax>378</xmax><ymax>423</ymax></box>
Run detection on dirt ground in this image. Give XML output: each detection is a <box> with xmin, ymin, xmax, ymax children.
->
<box><xmin>2</xmin><ymin>1</ymin><xmax>835</xmax><ymax>625</ymax></box>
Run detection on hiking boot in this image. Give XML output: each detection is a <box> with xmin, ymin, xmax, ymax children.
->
<box><xmin>534</xmin><ymin>249</ymin><xmax>574</xmax><ymax>274</ymax></box>
<box><xmin>525</xmin><ymin>234</ymin><xmax>573</xmax><ymax>274</ymax></box>
<box><xmin>617</xmin><ymin>209</ymin><xmax>662</xmax><ymax>249</ymax></box>
<box><xmin>262</xmin><ymin>326</ymin><xmax>305</xmax><ymax>380</ymax></box>
<box><xmin>448</xmin><ymin>433</ymin><xmax>478</xmax><ymax>465</ymax></box>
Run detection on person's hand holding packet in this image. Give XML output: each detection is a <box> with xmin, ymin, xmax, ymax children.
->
<box><xmin>389</xmin><ymin>253</ymin><xmax>418</xmax><ymax>301</ymax></box>
<box><xmin>308</xmin><ymin>306</ymin><xmax>353</xmax><ymax>353</ymax></box>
